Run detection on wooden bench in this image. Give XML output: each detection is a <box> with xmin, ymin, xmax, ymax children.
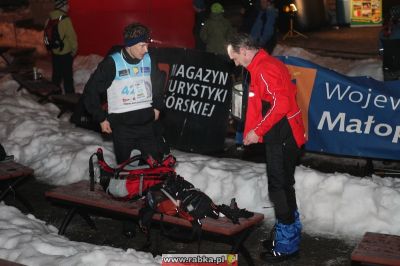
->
<box><xmin>351</xmin><ymin>232</ymin><xmax>400</xmax><ymax>265</ymax></box>
<box><xmin>0</xmin><ymin>159</ymin><xmax>34</xmax><ymax>213</ymax></box>
<box><xmin>49</xmin><ymin>93</ymin><xmax>81</xmax><ymax>118</ymax></box>
<box><xmin>0</xmin><ymin>46</ymin><xmax>12</xmax><ymax>76</ymax></box>
<box><xmin>0</xmin><ymin>47</ymin><xmax>36</xmax><ymax>74</ymax></box>
<box><xmin>45</xmin><ymin>180</ymin><xmax>264</xmax><ymax>265</ymax></box>
<box><xmin>0</xmin><ymin>258</ymin><xmax>26</xmax><ymax>266</ymax></box>
<box><xmin>0</xmin><ymin>46</ymin><xmax>12</xmax><ymax>64</ymax></box>
<box><xmin>12</xmin><ymin>72</ymin><xmax>62</xmax><ymax>103</ymax></box>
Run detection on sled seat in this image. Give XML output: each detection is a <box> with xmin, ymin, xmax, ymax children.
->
<box><xmin>45</xmin><ymin>180</ymin><xmax>264</xmax><ymax>266</ymax></box>
<box><xmin>0</xmin><ymin>159</ymin><xmax>34</xmax><ymax>213</ymax></box>
<box><xmin>351</xmin><ymin>232</ymin><xmax>400</xmax><ymax>266</ymax></box>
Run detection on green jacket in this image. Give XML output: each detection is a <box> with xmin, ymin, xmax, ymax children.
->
<box><xmin>200</xmin><ymin>13</ymin><xmax>235</xmax><ymax>55</ymax></box>
<box><xmin>48</xmin><ymin>9</ymin><xmax>78</xmax><ymax>55</ymax></box>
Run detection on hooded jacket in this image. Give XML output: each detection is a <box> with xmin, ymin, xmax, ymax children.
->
<box><xmin>200</xmin><ymin>13</ymin><xmax>235</xmax><ymax>55</ymax></box>
<box><xmin>48</xmin><ymin>9</ymin><xmax>78</xmax><ymax>56</ymax></box>
<box><xmin>245</xmin><ymin>49</ymin><xmax>306</xmax><ymax>148</ymax></box>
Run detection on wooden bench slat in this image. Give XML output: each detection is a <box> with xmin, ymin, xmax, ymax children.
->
<box><xmin>0</xmin><ymin>161</ymin><xmax>34</xmax><ymax>180</ymax></box>
<box><xmin>45</xmin><ymin>180</ymin><xmax>264</xmax><ymax>236</ymax></box>
<box><xmin>49</xmin><ymin>94</ymin><xmax>81</xmax><ymax>105</ymax></box>
<box><xmin>351</xmin><ymin>232</ymin><xmax>400</xmax><ymax>266</ymax></box>
<box><xmin>0</xmin><ymin>258</ymin><xmax>26</xmax><ymax>266</ymax></box>
<box><xmin>0</xmin><ymin>160</ymin><xmax>35</xmax><ymax>212</ymax></box>
<box><xmin>12</xmin><ymin>72</ymin><xmax>61</xmax><ymax>100</ymax></box>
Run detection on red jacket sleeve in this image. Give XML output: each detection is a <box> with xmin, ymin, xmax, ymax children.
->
<box><xmin>253</xmin><ymin>64</ymin><xmax>291</xmax><ymax>137</ymax></box>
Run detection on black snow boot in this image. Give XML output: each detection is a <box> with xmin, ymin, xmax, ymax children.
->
<box><xmin>260</xmin><ymin>249</ymin><xmax>299</xmax><ymax>262</ymax></box>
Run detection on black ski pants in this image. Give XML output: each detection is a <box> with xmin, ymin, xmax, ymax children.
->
<box><xmin>111</xmin><ymin>121</ymin><xmax>159</xmax><ymax>164</ymax></box>
<box><xmin>112</xmin><ymin>120</ymin><xmax>159</xmax><ymax>234</ymax></box>
<box><xmin>52</xmin><ymin>53</ymin><xmax>74</xmax><ymax>94</ymax></box>
<box><xmin>265</xmin><ymin>140</ymin><xmax>301</xmax><ymax>225</ymax></box>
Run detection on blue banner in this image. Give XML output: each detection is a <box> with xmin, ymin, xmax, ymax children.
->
<box><xmin>278</xmin><ymin>56</ymin><xmax>400</xmax><ymax>160</ymax></box>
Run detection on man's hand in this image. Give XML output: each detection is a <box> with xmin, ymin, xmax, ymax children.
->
<box><xmin>154</xmin><ymin>109</ymin><xmax>160</xmax><ymax>121</ymax></box>
<box><xmin>243</xmin><ymin>130</ymin><xmax>259</xmax><ymax>145</ymax></box>
<box><xmin>100</xmin><ymin>119</ymin><xmax>112</xmax><ymax>134</ymax></box>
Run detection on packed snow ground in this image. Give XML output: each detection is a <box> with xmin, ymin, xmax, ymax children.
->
<box><xmin>0</xmin><ymin>45</ymin><xmax>399</xmax><ymax>265</ymax></box>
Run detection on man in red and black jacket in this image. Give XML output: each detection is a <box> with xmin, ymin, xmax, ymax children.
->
<box><xmin>227</xmin><ymin>32</ymin><xmax>306</xmax><ymax>262</ymax></box>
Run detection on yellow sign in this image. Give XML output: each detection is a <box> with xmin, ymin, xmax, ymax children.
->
<box><xmin>350</xmin><ymin>0</ymin><xmax>382</xmax><ymax>26</ymax></box>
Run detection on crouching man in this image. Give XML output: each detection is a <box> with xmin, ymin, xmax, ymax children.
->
<box><xmin>83</xmin><ymin>23</ymin><xmax>165</xmax><ymax>237</ymax></box>
<box><xmin>83</xmin><ymin>22</ymin><xmax>165</xmax><ymax>164</ymax></box>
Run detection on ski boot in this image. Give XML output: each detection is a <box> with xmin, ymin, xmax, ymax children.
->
<box><xmin>260</xmin><ymin>218</ymin><xmax>301</xmax><ymax>262</ymax></box>
<box><xmin>262</xmin><ymin>210</ymin><xmax>302</xmax><ymax>249</ymax></box>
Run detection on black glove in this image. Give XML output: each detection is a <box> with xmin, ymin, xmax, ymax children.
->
<box><xmin>218</xmin><ymin>198</ymin><xmax>254</xmax><ymax>224</ymax></box>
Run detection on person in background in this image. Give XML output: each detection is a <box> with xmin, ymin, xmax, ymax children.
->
<box><xmin>200</xmin><ymin>2</ymin><xmax>236</xmax><ymax>56</ymax></box>
<box><xmin>250</xmin><ymin>0</ymin><xmax>278</xmax><ymax>54</ymax></box>
<box><xmin>200</xmin><ymin>2</ymin><xmax>238</xmax><ymax>150</ymax></box>
<box><xmin>226</xmin><ymin>33</ymin><xmax>306</xmax><ymax>262</ymax></box>
<box><xmin>192</xmin><ymin>0</ymin><xmax>208</xmax><ymax>50</ymax></box>
<box><xmin>379</xmin><ymin>5</ymin><xmax>400</xmax><ymax>47</ymax></box>
<box><xmin>379</xmin><ymin>5</ymin><xmax>400</xmax><ymax>81</ymax></box>
<box><xmin>47</xmin><ymin>0</ymin><xmax>77</xmax><ymax>94</ymax></box>
<box><xmin>239</xmin><ymin>0</ymin><xmax>258</xmax><ymax>34</ymax></box>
